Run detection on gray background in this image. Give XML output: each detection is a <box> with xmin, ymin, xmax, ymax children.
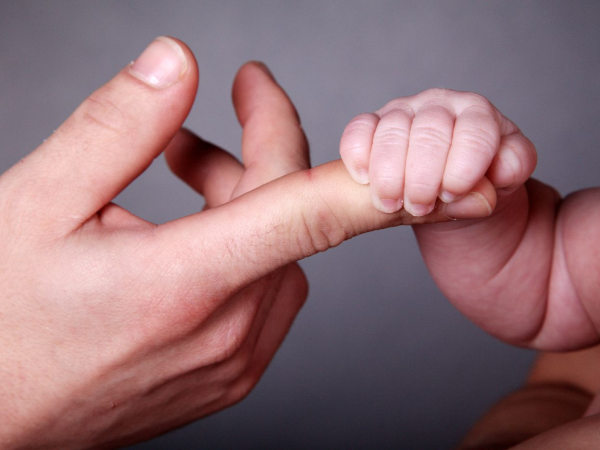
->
<box><xmin>1</xmin><ymin>1</ymin><xmax>599</xmax><ymax>448</ymax></box>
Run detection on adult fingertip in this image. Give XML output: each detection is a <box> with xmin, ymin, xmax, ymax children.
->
<box><xmin>246</xmin><ymin>60</ymin><xmax>275</xmax><ymax>80</ymax></box>
<box><xmin>129</xmin><ymin>36</ymin><xmax>189</xmax><ymax>88</ymax></box>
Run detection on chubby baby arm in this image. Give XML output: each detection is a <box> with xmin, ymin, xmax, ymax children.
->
<box><xmin>416</xmin><ymin>177</ymin><xmax>600</xmax><ymax>351</ymax></box>
<box><xmin>339</xmin><ymin>89</ymin><xmax>592</xmax><ymax>349</ymax></box>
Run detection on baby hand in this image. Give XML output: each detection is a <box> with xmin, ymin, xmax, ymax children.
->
<box><xmin>340</xmin><ymin>89</ymin><xmax>536</xmax><ymax>216</ymax></box>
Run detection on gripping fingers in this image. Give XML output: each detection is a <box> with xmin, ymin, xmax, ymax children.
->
<box><xmin>368</xmin><ymin>108</ymin><xmax>413</xmax><ymax>212</ymax></box>
<box><xmin>403</xmin><ymin>104</ymin><xmax>455</xmax><ymax>216</ymax></box>
<box><xmin>486</xmin><ymin>132</ymin><xmax>537</xmax><ymax>196</ymax></box>
<box><xmin>339</xmin><ymin>113</ymin><xmax>380</xmax><ymax>185</ymax></box>
<box><xmin>441</xmin><ymin>105</ymin><xmax>501</xmax><ymax>202</ymax></box>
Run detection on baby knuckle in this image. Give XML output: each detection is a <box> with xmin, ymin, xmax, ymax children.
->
<box><xmin>375</xmin><ymin>126</ymin><xmax>410</xmax><ymax>147</ymax></box>
<box><xmin>378</xmin><ymin>99</ymin><xmax>414</xmax><ymax>115</ymax></box>
<box><xmin>421</xmin><ymin>87</ymin><xmax>452</xmax><ymax>100</ymax></box>
<box><xmin>443</xmin><ymin>171</ymin><xmax>473</xmax><ymax>192</ymax></box>
<box><xmin>345</xmin><ymin>113</ymin><xmax>378</xmax><ymax>132</ymax></box>
<box><xmin>381</xmin><ymin>98</ymin><xmax>403</xmax><ymax>109</ymax></box>
<box><xmin>412</xmin><ymin>125</ymin><xmax>452</xmax><ymax>150</ymax></box>
<box><xmin>464</xmin><ymin>92</ymin><xmax>493</xmax><ymax>108</ymax></box>
<box><xmin>458</xmin><ymin>127</ymin><xmax>498</xmax><ymax>155</ymax></box>
<box><xmin>342</xmin><ymin>114</ymin><xmax>377</xmax><ymax>140</ymax></box>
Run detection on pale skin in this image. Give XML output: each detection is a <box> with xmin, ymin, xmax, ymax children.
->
<box><xmin>3</xmin><ymin>33</ymin><xmax>596</xmax><ymax>447</ymax></box>
<box><xmin>0</xmin><ymin>37</ymin><xmax>493</xmax><ymax>448</ymax></box>
<box><xmin>341</xmin><ymin>91</ymin><xmax>600</xmax><ymax>446</ymax></box>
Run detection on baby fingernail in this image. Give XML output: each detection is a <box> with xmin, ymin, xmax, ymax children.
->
<box><xmin>354</xmin><ymin>168</ymin><xmax>369</xmax><ymax>184</ymax></box>
<box><xmin>404</xmin><ymin>200</ymin><xmax>434</xmax><ymax>217</ymax></box>
<box><xmin>440</xmin><ymin>190</ymin><xmax>457</xmax><ymax>203</ymax></box>
<box><xmin>129</xmin><ymin>36</ymin><xmax>188</xmax><ymax>88</ymax></box>
<box><xmin>444</xmin><ymin>192</ymin><xmax>492</xmax><ymax>220</ymax></box>
<box><xmin>373</xmin><ymin>196</ymin><xmax>403</xmax><ymax>213</ymax></box>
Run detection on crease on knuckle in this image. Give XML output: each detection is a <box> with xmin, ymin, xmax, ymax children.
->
<box><xmin>375</xmin><ymin>126</ymin><xmax>410</xmax><ymax>149</ymax></box>
<box><xmin>344</xmin><ymin>113</ymin><xmax>378</xmax><ymax>134</ymax></box>
<box><xmin>412</xmin><ymin>125</ymin><xmax>452</xmax><ymax>151</ymax></box>
<box><xmin>456</xmin><ymin>127</ymin><xmax>498</xmax><ymax>157</ymax></box>
<box><xmin>443</xmin><ymin>170</ymin><xmax>474</xmax><ymax>193</ymax></box>
<box><xmin>374</xmin><ymin>173</ymin><xmax>403</xmax><ymax>192</ymax></box>
<box><xmin>298</xmin><ymin>174</ymin><xmax>349</xmax><ymax>256</ymax></box>
<box><xmin>76</xmin><ymin>90</ymin><xmax>132</xmax><ymax>137</ymax></box>
<box><xmin>378</xmin><ymin>100</ymin><xmax>415</xmax><ymax>116</ymax></box>
<box><xmin>407</xmin><ymin>177</ymin><xmax>440</xmax><ymax>195</ymax></box>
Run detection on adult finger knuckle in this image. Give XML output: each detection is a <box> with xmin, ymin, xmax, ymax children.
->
<box><xmin>299</xmin><ymin>203</ymin><xmax>347</xmax><ymax>255</ymax></box>
<box><xmin>74</xmin><ymin>88</ymin><xmax>134</xmax><ymax>137</ymax></box>
<box><xmin>222</xmin><ymin>347</ymin><xmax>254</xmax><ymax>381</ymax></box>
<box><xmin>225</xmin><ymin>372</ymin><xmax>260</xmax><ymax>406</ymax></box>
<box><xmin>298</xmin><ymin>170</ymin><xmax>350</xmax><ymax>255</ymax></box>
<box><xmin>199</xmin><ymin>318</ymin><xmax>253</xmax><ymax>367</ymax></box>
<box><xmin>210</xmin><ymin>337</ymin><xmax>244</xmax><ymax>367</ymax></box>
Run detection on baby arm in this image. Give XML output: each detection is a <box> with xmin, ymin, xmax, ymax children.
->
<box><xmin>340</xmin><ymin>89</ymin><xmax>599</xmax><ymax>350</ymax></box>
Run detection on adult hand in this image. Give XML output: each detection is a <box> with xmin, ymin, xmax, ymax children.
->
<box><xmin>0</xmin><ymin>37</ymin><xmax>494</xmax><ymax>448</ymax></box>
